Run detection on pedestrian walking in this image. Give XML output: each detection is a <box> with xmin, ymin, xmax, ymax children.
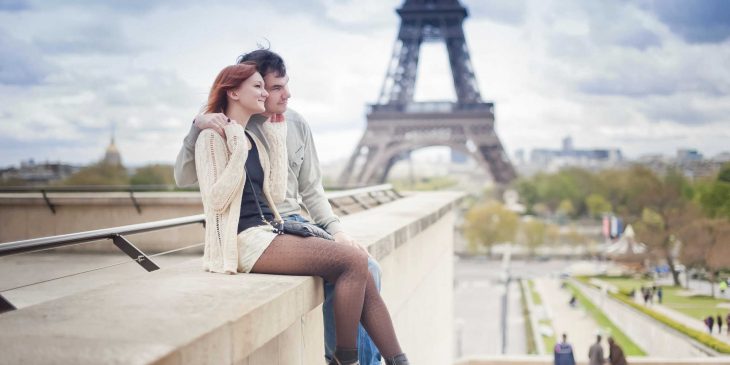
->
<box><xmin>608</xmin><ymin>337</ymin><xmax>627</xmax><ymax>365</ymax></box>
<box><xmin>718</xmin><ymin>314</ymin><xmax>723</xmax><ymax>334</ymax></box>
<box><xmin>554</xmin><ymin>333</ymin><xmax>576</xmax><ymax>365</ymax></box>
<box><xmin>657</xmin><ymin>287</ymin><xmax>663</xmax><ymax>304</ymax></box>
<box><xmin>705</xmin><ymin>315</ymin><xmax>715</xmax><ymax>334</ymax></box>
<box><xmin>588</xmin><ymin>334</ymin><xmax>605</xmax><ymax>365</ymax></box>
<box><xmin>642</xmin><ymin>287</ymin><xmax>650</xmax><ymax>305</ymax></box>
<box><xmin>725</xmin><ymin>312</ymin><xmax>730</xmax><ymax>334</ymax></box>
<box><xmin>721</xmin><ymin>280</ymin><xmax>728</xmax><ymax>296</ymax></box>
<box><xmin>650</xmin><ymin>285</ymin><xmax>657</xmax><ymax>304</ymax></box>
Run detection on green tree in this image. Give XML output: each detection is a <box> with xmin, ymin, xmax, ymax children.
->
<box><xmin>130</xmin><ymin>164</ymin><xmax>175</xmax><ymax>186</ymax></box>
<box><xmin>678</xmin><ymin>218</ymin><xmax>730</xmax><ymax>296</ymax></box>
<box><xmin>62</xmin><ymin>162</ymin><xmax>129</xmax><ymax>186</ymax></box>
<box><xmin>633</xmin><ymin>170</ymin><xmax>698</xmax><ymax>286</ymax></box>
<box><xmin>697</xmin><ymin>164</ymin><xmax>730</xmax><ymax>219</ymax></box>
<box><xmin>718</xmin><ymin>163</ymin><xmax>730</xmax><ymax>183</ymax></box>
<box><xmin>521</xmin><ymin>219</ymin><xmax>547</xmax><ymax>256</ymax></box>
<box><xmin>463</xmin><ymin>201</ymin><xmax>519</xmax><ymax>255</ymax></box>
<box><xmin>557</xmin><ymin>199</ymin><xmax>575</xmax><ymax>217</ymax></box>
<box><xmin>585</xmin><ymin>193</ymin><xmax>612</xmax><ymax>218</ymax></box>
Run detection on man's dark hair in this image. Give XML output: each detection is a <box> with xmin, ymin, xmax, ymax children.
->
<box><xmin>236</xmin><ymin>49</ymin><xmax>286</xmax><ymax>77</ymax></box>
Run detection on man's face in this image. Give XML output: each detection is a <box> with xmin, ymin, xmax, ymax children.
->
<box><xmin>263</xmin><ymin>73</ymin><xmax>290</xmax><ymax>115</ymax></box>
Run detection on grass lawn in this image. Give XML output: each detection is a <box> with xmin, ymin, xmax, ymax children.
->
<box><xmin>662</xmin><ymin>286</ymin><xmax>729</xmax><ymax>321</ymax></box>
<box><xmin>590</xmin><ymin>276</ymin><xmax>730</xmax><ymax>321</ymax></box>
<box><xmin>519</xmin><ymin>280</ymin><xmax>538</xmax><ymax>354</ymax></box>
<box><xmin>528</xmin><ymin>280</ymin><xmax>556</xmax><ymax>352</ymax></box>
<box><xmin>567</xmin><ymin>282</ymin><xmax>647</xmax><ymax>356</ymax></box>
<box><xmin>528</xmin><ymin>279</ymin><xmax>542</xmax><ymax>305</ymax></box>
<box><xmin>578</xmin><ymin>275</ymin><xmax>730</xmax><ymax>354</ymax></box>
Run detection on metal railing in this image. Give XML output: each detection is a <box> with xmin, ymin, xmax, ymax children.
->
<box><xmin>0</xmin><ymin>184</ymin><xmax>402</xmax><ymax>314</ymax></box>
<box><xmin>0</xmin><ymin>215</ymin><xmax>205</xmax><ymax>314</ymax></box>
<box><xmin>326</xmin><ymin>184</ymin><xmax>403</xmax><ymax>215</ymax></box>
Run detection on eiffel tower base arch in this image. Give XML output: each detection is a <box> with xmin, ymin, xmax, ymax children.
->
<box><xmin>339</xmin><ymin>104</ymin><xmax>515</xmax><ymax>187</ymax></box>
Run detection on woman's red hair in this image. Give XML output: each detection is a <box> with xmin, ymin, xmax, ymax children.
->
<box><xmin>205</xmin><ymin>62</ymin><xmax>258</xmax><ymax>114</ymax></box>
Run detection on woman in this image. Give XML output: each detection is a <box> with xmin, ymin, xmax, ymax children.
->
<box><xmin>195</xmin><ymin>62</ymin><xmax>409</xmax><ymax>365</ymax></box>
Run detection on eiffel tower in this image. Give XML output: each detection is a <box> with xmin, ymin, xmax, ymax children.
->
<box><xmin>338</xmin><ymin>0</ymin><xmax>516</xmax><ymax>187</ymax></box>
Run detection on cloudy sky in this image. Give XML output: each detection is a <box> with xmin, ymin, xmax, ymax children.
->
<box><xmin>1</xmin><ymin>0</ymin><xmax>729</xmax><ymax>168</ymax></box>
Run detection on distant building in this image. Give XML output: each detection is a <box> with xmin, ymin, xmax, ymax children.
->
<box><xmin>514</xmin><ymin>149</ymin><xmax>525</xmax><ymax>165</ymax></box>
<box><xmin>450</xmin><ymin>149</ymin><xmax>468</xmax><ymax>164</ymax></box>
<box><xmin>1</xmin><ymin>133</ymin><xmax>125</xmax><ymax>186</ymax></box>
<box><xmin>102</xmin><ymin>135</ymin><xmax>123</xmax><ymax>166</ymax></box>
<box><xmin>636</xmin><ymin>149</ymin><xmax>727</xmax><ymax>179</ymax></box>
<box><xmin>676</xmin><ymin>148</ymin><xmax>702</xmax><ymax>164</ymax></box>
<box><xmin>0</xmin><ymin>159</ymin><xmax>79</xmax><ymax>185</ymax></box>
<box><xmin>523</xmin><ymin>136</ymin><xmax>623</xmax><ymax>173</ymax></box>
<box><xmin>714</xmin><ymin>152</ymin><xmax>730</xmax><ymax>163</ymax></box>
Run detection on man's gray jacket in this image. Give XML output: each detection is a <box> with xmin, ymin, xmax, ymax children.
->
<box><xmin>174</xmin><ymin>109</ymin><xmax>344</xmax><ymax>235</ymax></box>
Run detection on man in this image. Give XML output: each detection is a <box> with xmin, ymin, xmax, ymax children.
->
<box><xmin>718</xmin><ymin>314</ymin><xmax>723</xmax><ymax>334</ymax></box>
<box><xmin>705</xmin><ymin>315</ymin><xmax>715</xmax><ymax>334</ymax></box>
<box><xmin>174</xmin><ymin>49</ymin><xmax>382</xmax><ymax>365</ymax></box>
<box><xmin>588</xmin><ymin>334</ymin><xmax>605</xmax><ymax>365</ymax></box>
<box><xmin>607</xmin><ymin>337</ymin><xmax>627</xmax><ymax>365</ymax></box>
<box><xmin>554</xmin><ymin>333</ymin><xmax>576</xmax><ymax>365</ymax></box>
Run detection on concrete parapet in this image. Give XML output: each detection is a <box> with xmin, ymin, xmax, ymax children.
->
<box><xmin>0</xmin><ymin>192</ymin><xmax>204</xmax><ymax>252</ymax></box>
<box><xmin>0</xmin><ymin>191</ymin><xmax>463</xmax><ymax>365</ymax></box>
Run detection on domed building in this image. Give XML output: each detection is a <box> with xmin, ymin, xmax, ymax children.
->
<box><xmin>102</xmin><ymin>135</ymin><xmax>123</xmax><ymax>166</ymax></box>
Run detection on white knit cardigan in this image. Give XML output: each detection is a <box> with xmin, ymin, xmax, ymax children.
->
<box><xmin>194</xmin><ymin>120</ymin><xmax>287</xmax><ymax>274</ymax></box>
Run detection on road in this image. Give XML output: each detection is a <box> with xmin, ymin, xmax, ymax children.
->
<box><xmin>453</xmin><ymin>256</ymin><xmax>569</xmax><ymax>357</ymax></box>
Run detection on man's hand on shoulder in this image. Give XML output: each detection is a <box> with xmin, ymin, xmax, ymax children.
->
<box><xmin>195</xmin><ymin>113</ymin><xmax>228</xmax><ymax>138</ymax></box>
<box><xmin>333</xmin><ymin>231</ymin><xmax>369</xmax><ymax>255</ymax></box>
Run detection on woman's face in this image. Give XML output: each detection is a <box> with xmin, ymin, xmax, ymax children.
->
<box><xmin>232</xmin><ymin>72</ymin><xmax>268</xmax><ymax>114</ymax></box>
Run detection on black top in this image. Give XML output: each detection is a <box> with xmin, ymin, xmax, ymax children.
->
<box><xmin>238</xmin><ymin>134</ymin><xmax>275</xmax><ymax>233</ymax></box>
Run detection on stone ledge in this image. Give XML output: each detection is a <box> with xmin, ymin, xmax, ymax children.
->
<box><xmin>0</xmin><ymin>191</ymin><xmax>464</xmax><ymax>364</ymax></box>
<box><xmin>0</xmin><ymin>259</ymin><xmax>323</xmax><ymax>364</ymax></box>
<box><xmin>343</xmin><ymin>191</ymin><xmax>465</xmax><ymax>260</ymax></box>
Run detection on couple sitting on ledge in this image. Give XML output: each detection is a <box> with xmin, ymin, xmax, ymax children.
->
<box><xmin>174</xmin><ymin>48</ymin><xmax>409</xmax><ymax>365</ymax></box>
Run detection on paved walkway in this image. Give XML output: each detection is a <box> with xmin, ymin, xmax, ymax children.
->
<box><xmin>575</xmin><ymin>281</ymin><xmax>707</xmax><ymax>357</ymax></box>
<box><xmin>535</xmin><ymin>277</ymin><xmax>603</xmax><ymax>360</ymax></box>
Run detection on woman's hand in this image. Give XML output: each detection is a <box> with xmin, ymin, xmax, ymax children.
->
<box><xmin>223</xmin><ymin>123</ymin><xmax>246</xmax><ymax>151</ymax></box>
<box><xmin>194</xmin><ymin>113</ymin><xmax>229</xmax><ymax>138</ymax></box>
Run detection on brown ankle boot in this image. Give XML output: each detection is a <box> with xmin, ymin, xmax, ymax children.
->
<box><xmin>385</xmin><ymin>353</ymin><xmax>409</xmax><ymax>365</ymax></box>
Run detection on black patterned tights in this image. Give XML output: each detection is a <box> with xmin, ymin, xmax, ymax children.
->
<box><xmin>250</xmin><ymin>234</ymin><xmax>402</xmax><ymax>358</ymax></box>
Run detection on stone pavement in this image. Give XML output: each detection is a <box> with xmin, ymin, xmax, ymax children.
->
<box><xmin>534</xmin><ymin>277</ymin><xmax>603</xmax><ymax>361</ymax></box>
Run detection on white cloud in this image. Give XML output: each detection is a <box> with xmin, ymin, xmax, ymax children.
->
<box><xmin>0</xmin><ymin>0</ymin><xmax>729</xmax><ymax>170</ymax></box>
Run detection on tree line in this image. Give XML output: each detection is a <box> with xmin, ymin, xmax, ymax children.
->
<box><xmin>464</xmin><ymin>164</ymin><xmax>730</xmax><ymax>286</ymax></box>
<box><xmin>61</xmin><ymin>162</ymin><xmax>175</xmax><ymax>186</ymax></box>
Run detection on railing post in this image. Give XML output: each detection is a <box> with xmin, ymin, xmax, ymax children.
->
<box><xmin>41</xmin><ymin>190</ymin><xmax>56</xmax><ymax>214</ymax></box>
<box><xmin>129</xmin><ymin>190</ymin><xmax>142</xmax><ymax>214</ymax></box>
<box><xmin>111</xmin><ymin>235</ymin><xmax>160</xmax><ymax>272</ymax></box>
<box><xmin>350</xmin><ymin>195</ymin><xmax>370</xmax><ymax>210</ymax></box>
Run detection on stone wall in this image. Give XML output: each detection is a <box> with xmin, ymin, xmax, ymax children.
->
<box><xmin>0</xmin><ymin>192</ymin><xmax>204</xmax><ymax>252</ymax></box>
<box><xmin>0</xmin><ymin>191</ymin><xmax>462</xmax><ymax>365</ymax></box>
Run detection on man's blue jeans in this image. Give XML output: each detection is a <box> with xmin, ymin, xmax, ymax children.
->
<box><xmin>285</xmin><ymin>214</ymin><xmax>382</xmax><ymax>365</ymax></box>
